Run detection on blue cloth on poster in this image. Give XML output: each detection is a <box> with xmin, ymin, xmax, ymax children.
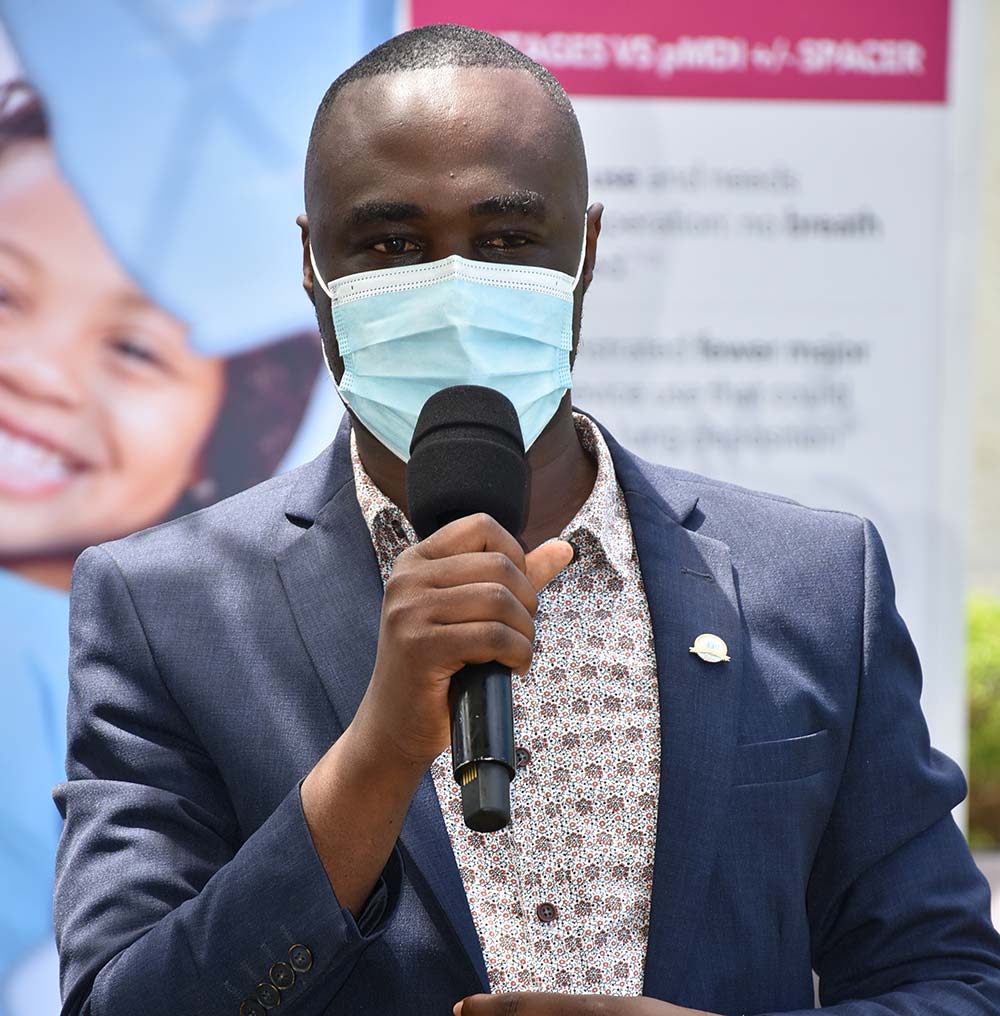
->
<box><xmin>0</xmin><ymin>569</ymin><xmax>69</xmax><ymax>993</ymax></box>
<box><xmin>0</xmin><ymin>6</ymin><xmax>395</xmax><ymax>1011</ymax></box>
<box><xmin>1</xmin><ymin>937</ymin><xmax>60</xmax><ymax>1016</ymax></box>
<box><xmin>1</xmin><ymin>0</ymin><xmax>396</xmax><ymax>357</ymax></box>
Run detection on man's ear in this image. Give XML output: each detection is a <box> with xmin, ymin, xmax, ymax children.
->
<box><xmin>297</xmin><ymin>213</ymin><xmax>316</xmax><ymax>307</ymax></box>
<box><xmin>298</xmin><ymin>213</ymin><xmax>346</xmax><ymax>382</ymax></box>
<box><xmin>581</xmin><ymin>202</ymin><xmax>603</xmax><ymax>293</ymax></box>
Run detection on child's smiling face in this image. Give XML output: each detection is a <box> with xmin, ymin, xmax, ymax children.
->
<box><xmin>0</xmin><ymin>139</ymin><xmax>225</xmax><ymax>567</ymax></box>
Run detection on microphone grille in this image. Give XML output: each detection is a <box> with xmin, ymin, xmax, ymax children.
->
<box><xmin>406</xmin><ymin>386</ymin><xmax>529</xmax><ymax>540</ymax></box>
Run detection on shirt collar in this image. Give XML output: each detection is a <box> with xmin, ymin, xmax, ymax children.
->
<box><xmin>563</xmin><ymin>413</ymin><xmax>633</xmax><ymax>577</ymax></box>
<box><xmin>351</xmin><ymin>412</ymin><xmax>633</xmax><ymax>583</ymax></box>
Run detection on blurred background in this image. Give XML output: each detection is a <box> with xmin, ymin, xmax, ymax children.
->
<box><xmin>0</xmin><ymin>1</ymin><xmax>995</xmax><ymax>1012</ymax></box>
<box><xmin>968</xmin><ymin>0</ymin><xmax>1000</xmax><ymax>933</ymax></box>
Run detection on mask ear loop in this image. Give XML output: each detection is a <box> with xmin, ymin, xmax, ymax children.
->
<box><xmin>308</xmin><ymin>242</ymin><xmax>333</xmax><ymax>299</ymax></box>
<box><xmin>307</xmin><ymin>242</ymin><xmax>346</xmax><ymax>388</ymax></box>
<box><xmin>572</xmin><ymin>209</ymin><xmax>589</xmax><ymax>288</ymax></box>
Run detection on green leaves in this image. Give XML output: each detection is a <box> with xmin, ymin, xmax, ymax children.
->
<box><xmin>968</xmin><ymin>592</ymin><xmax>1000</xmax><ymax>848</ymax></box>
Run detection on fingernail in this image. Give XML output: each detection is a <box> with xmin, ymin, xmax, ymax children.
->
<box><xmin>566</xmin><ymin>540</ymin><xmax>578</xmax><ymax>562</ymax></box>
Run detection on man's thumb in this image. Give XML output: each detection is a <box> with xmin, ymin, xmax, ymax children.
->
<box><xmin>525</xmin><ymin>539</ymin><xmax>574</xmax><ymax>592</ymax></box>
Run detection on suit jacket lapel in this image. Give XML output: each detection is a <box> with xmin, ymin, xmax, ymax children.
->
<box><xmin>276</xmin><ymin>415</ymin><xmax>741</xmax><ymax>996</ymax></box>
<box><xmin>274</xmin><ymin>419</ymin><xmax>488</xmax><ymax>990</ymax></box>
<box><xmin>602</xmin><ymin>425</ymin><xmax>744</xmax><ymax>999</ymax></box>
<box><xmin>400</xmin><ymin>781</ymin><xmax>490</xmax><ymax>988</ymax></box>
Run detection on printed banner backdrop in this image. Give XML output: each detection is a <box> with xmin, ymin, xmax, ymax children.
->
<box><xmin>0</xmin><ymin>1</ymin><xmax>983</xmax><ymax>1012</ymax></box>
<box><xmin>0</xmin><ymin>3</ymin><xmax>394</xmax><ymax>1013</ymax></box>
<box><xmin>408</xmin><ymin>0</ymin><xmax>977</xmax><ymax>782</ymax></box>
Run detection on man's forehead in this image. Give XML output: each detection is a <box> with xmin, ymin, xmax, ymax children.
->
<box><xmin>309</xmin><ymin>66</ymin><xmax>582</xmax><ymax>206</ymax></box>
<box><xmin>332</xmin><ymin>65</ymin><xmax>559</xmax><ymax>132</ymax></box>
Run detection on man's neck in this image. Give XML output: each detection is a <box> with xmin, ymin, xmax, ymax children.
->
<box><xmin>352</xmin><ymin>395</ymin><xmax>597</xmax><ymax>551</ymax></box>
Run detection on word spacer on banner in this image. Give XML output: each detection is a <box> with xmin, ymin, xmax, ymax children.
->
<box><xmin>689</xmin><ymin>633</ymin><xmax>731</xmax><ymax>664</ymax></box>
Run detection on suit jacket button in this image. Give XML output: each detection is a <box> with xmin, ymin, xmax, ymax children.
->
<box><xmin>240</xmin><ymin>1000</ymin><xmax>267</xmax><ymax>1016</ymax></box>
<box><xmin>269</xmin><ymin>961</ymin><xmax>296</xmax><ymax>990</ymax></box>
<box><xmin>288</xmin><ymin>944</ymin><xmax>313</xmax><ymax>973</ymax></box>
<box><xmin>255</xmin><ymin>982</ymin><xmax>281</xmax><ymax>1008</ymax></box>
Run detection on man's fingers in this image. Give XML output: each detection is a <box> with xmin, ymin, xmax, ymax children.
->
<box><xmin>458</xmin><ymin>992</ymin><xmax>566</xmax><ymax>1015</ymax></box>
<box><xmin>413</xmin><ymin>517</ymin><xmax>572</xmax><ymax>600</ymax></box>
<box><xmin>456</xmin><ymin>993</ymin><xmax>606</xmax><ymax>1015</ymax></box>
<box><xmin>425</xmin><ymin>552</ymin><xmax>538</xmax><ymax>615</ymax></box>
<box><xmin>418</xmin><ymin>513</ymin><xmax>526</xmax><ymax>573</ymax></box>
<box><xmin>456</xmin><ymin>993</ymin><xmax>521</xmax><ymax>1015</ymax></box>
<box><xmin>455</xmin><ymin>994</ymin><xmax>679</xmax><ymax>1016</ymax></box>
<box><xmin>525</xmin><ymin>540</ymin><xmax>574</xmax><ymax>592</ymax></box>
<box><xmin>438</xmin><ymin>622</ymin><xmax>535</xmax><ymax>674</ymax></box>
<box><xmin>433</xmin><ymin>584</ymin><xmax>536</xmax><ymax>643</ymax></box>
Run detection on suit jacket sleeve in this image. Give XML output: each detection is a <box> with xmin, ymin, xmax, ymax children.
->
<box><xmin>54</xmin><ymin>545</ymin><xmax>402</xmax><ymax>1016</ymax></box>
<box><xmin>764</xmin><ymin>518</ymin><xmax>1000</xmax><ymax>1015</ymax></box>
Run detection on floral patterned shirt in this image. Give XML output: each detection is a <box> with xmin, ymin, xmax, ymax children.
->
<box><xmin>350</xmin><ymin>413</ymin><xmax>660</xmax><ymax>995</ymax></box>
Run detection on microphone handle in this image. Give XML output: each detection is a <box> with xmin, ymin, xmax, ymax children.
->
<box><xmin>449</xmin><ymin>662</ymin><xmax>516</xmax><ymax>832</ymax></box>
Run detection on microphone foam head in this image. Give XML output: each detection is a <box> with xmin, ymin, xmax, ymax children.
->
<box><xmin>406</xmin><ymin>386</ymin><xmax>529</xmax><ymax>540</ymax></box>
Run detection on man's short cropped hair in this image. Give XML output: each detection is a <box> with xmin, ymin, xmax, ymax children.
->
<box><xmin>305</xmin><ymin>23</ymin><xmax>586</xmax><ymax>197</ymax></box>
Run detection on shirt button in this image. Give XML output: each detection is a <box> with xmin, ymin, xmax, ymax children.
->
<box><xmin>269</xmin><ymin>961</ymin><xmax>295</xmax><ymax>990</ymax></box>
<box><xmin>515</xmin><ymin>746</ymin><xmax>532</xmax><ymax>769</ymax></box>
<box><xmin>536</xmin><ymin>902</ymin><xmax>559</xmax><ymax>923</ymax></box>
<box><xmin>240</xmin><ymin>1001</ymin><xmax>267</xmax><ymax>1016</ymax></box>
<box><xmin>254</xmin><ymin>982</ymin><xmax>280</xmax><ymax>1009</ymax></box>
<box><xmin>288</xmin><ymin>943</ymin><xmax>313</xmax><ymax>973</ymax></box>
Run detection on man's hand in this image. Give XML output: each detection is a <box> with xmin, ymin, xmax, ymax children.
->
<box><xmin>300</xmin><ymin>513</ymin><xmax>572</xmax><ymax>914</ymax></box>
<box><xmin>354</xmin><ymin>512</ymin><xmax>573</xmax><ymax>768</ymax></box>
<box><xmin>454</xmin><ymin>994</ymin><xmax>716</xmax><ymax>1016</ymax></box>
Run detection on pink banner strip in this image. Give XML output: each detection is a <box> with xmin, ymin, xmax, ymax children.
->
<box><xmin>408</xmin><ymin>1</ymin><xmax>948</xmax><ymax>103</ymax></box>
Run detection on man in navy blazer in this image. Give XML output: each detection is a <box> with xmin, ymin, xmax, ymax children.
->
<box><xmin>55</xmin><ymin>25</ymin><xmax>1000</xmax><ymax>1016</ymax></box>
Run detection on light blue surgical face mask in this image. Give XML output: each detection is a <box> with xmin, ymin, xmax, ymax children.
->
<box><xmin>309</xmin><ymin>219</ymin><xmax>588</xmax><ymax>461</ymax></box>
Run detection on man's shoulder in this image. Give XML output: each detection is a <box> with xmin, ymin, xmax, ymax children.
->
<box><xmin>618</xmin><ymin>445</ymin><xmax>867</xmax><ymax>574</ymax></box>
<box><xmin>622</xmin><ymin>443</ymin><xmax>862</xmax><ymax>534</ymax></box>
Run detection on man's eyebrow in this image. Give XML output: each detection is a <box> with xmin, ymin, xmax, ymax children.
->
<box><xmin>471</xmin><ymin>191</ymin><xmax>547</xmax><ymax>221</ymax></box>
<box><xmin>346</xmin><ymin>200</ymin><xmax>426</xmax><ymax>227</ymax></box>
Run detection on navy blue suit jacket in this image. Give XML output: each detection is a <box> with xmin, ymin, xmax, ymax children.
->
<box><xmin>55</xmin><ymin>416</ymin><xmax>1000</xmax><ymax>1015</ymax></box>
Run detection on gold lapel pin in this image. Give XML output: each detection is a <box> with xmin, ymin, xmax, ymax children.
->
<box><xmin>689</xmin><ymin>633</ymin><xmax>730</xmax><ymax>664</ymax></box>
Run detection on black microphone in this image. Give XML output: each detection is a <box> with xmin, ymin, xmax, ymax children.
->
<box><xmin>406</xmin><ymin>385</ymin><xmax>529</xmax><ymax>832</ymax></box>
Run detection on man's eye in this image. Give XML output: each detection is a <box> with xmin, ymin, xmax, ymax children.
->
<box><xmin>372</xmin><ymin>237</ymin><xmax>420</xmax><ymax>256</ymax></box>
<box><xmin>482</xmin><ymin>233</ymin><xmax>530</xmax><ymax>250</ymax></box>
